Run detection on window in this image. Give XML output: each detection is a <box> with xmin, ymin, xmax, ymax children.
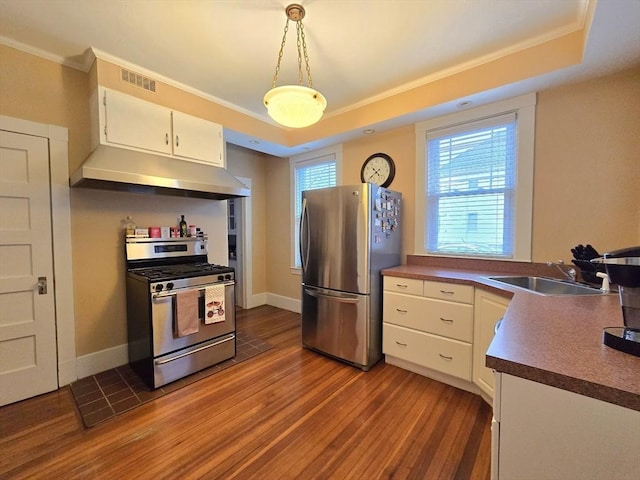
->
<box><xmin>415</xmin><ymin>94</ymin><xmax>536</xmax><ymax>261</ymax></box>
<box><xmin>290</xmin><ymin>146</ymin><xmax>342</xmax><ymax>269</ymax></box>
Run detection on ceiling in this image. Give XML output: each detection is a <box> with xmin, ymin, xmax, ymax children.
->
<box><xmin>1</xmin><ymin>0</ymin><xmax>639</xmax><ymax>156</ymax></box>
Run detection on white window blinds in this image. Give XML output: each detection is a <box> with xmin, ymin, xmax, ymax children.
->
<box><xmin>425</xmin><ymin>113</ymin><xmax>517</xmax><ymax>257</ymax></box>
<box><xmin>293</xmin><ymin>157</ymin><xmax>336</xmax><ymax>267</ymax></box>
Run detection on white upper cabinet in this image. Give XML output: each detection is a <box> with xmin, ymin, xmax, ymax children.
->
<box><xmin>95</xmin><ymin>87</ymin><xmax>224</xmax><ymax>167</ymax></box>
<box><xmin>171</xmin><ymin>110</ymin><xmax>223</xmax><ymax>166</ymax></box>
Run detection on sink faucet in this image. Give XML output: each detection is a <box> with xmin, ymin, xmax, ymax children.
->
<box><xmin>547</xmin><ymin>260</ymin><xmax>577</xmax><ymax>281</ymax></box>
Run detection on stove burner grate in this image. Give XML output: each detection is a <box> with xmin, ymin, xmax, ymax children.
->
<box><xmin>130</xmin><ymin>262</ymin><xmax>233</xmax><ymax>281</ymax></box>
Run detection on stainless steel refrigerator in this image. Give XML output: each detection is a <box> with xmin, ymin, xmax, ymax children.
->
<box><xmin>300</xmin><ymin>184</ymin><xmax>402</xmax><ymax>370</ymax></box>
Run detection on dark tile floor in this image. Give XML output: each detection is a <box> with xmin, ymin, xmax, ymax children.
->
<box><xmin>70</xmin><ymin>330</ymin><xmax>273</xmax><ymax>427</ymax></box>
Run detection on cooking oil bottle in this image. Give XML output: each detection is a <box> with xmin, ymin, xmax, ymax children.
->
<box><xmin>123</xmin><ymin>216</ymin><xmax>136</xmax><ymax>237</ymax></box>
<box><xmin>179</xmin><ymin>215</ymin><xmax>188</xmax><ymax>237</ymax></box>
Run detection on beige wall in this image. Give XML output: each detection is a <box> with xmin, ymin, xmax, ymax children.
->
<box><xmin>70</xmin><ymin>190</ymin><xmax>228</xmax><ymax>355</ymax></box>
<box><xmin>264</xmin><ymin>156</ymin><xmax>299</xmax><ymax>299</ymax></box>
<box><xmin>0</xmin><ymin>45</ymin><xmax>91</xmax><ymax>170</ymax></box>
<box><xmin>532</xmin><ymin>68</ymin><xmax>640</xmax><ymax>261</ymax></box>
<box><xmin>343</xmin><ymin>126</ymin><xmax>417</xmax><ymax>256</ymax></box>
<box><xmin>225</xmin><ymin>144</ymin><xmax>270</xmax><ymax>296</ymax></box>
<box><xmin>265</xmin><ymin>67</ymin><xmax>640</xmax><ymax>300</ymax></box>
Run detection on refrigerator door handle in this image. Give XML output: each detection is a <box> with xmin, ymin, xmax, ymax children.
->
<box><xmin>304</xmin><ymin>287</ymin><xmax>360</xmax><ymax>304</ymax></box>
<box><xmin>300</xmin><ymin>197</ymin><xmax>310</xmax><ymax>271</ymax></box>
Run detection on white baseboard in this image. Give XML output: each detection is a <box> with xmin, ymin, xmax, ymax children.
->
<box><xmin>76</xmin><ymin>343</ymin><xmax>128</xmax><ymax>379</ymax></box>
<box><xmin>58</xmin><ymin>358</ymin><xmax>78</xmax><ymax>386</ymax></box>
<box><xmin>266</xmin><ymin>293</ymin><xmax>301</xmax><ymax>313</ymax></box>
<box><xmin>245</xmin><ymin>292</ymin><xmax>267</xmax><ymax>310</ymax></box>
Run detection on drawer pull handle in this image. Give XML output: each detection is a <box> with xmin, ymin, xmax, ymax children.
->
<box><xmin>440</xmin><ymin>290</ymin><xmax>455</xmax><ymax>295</ymax></box>
<box><xmin>396</xmin><ymin>284</ymin><xmax>408</xmax><ymax>288</ymax></box>
<box><xmin>396</xmin><ymin>308</ymin><xmax>408</xmax><ymax>314</ymax></box>
<box><xmin>439</xmin><ymin>353</ymin><xmax>453</xmax><ymax>360</ymax></box>
<box><xmin>440</xmin><ymin>317</ymin><xmax>454</xmax><ymax>323</ymax></box>
<box><xmin>395</xmin><ymin>341</ymin><xmax>408</xmax><ymax>347</ymax></box>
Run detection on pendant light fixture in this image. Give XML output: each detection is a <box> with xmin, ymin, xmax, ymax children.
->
<box><xmin>263</xmin><ymin>4</ymin><xmax>327</xmax><ymax>128</ymax></box>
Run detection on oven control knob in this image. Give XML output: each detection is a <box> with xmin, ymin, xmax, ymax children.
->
<box><xmin>217</xmin><ymin>275</ymin><xmax>224</xmax><ymax>282</ymax></box>
<box><xmin>155</xmin><ymin>284</ymin><xmax>163</xmax><ymax>292</ymax></box>
<box><xmin>166</xmin><ymin>282</ymin><xmax>174</xmax><ymax>290</ymax></box>
<box><xmin>225</xmin><ymin>274</ymin><xmax>232</xmax><ymax>281</ymax></box>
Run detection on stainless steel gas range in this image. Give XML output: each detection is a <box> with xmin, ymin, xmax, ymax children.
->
<box><xmin>125</xmin><ymin>236</ymin><xmax>235</xmax><ymax>389</ymax></box>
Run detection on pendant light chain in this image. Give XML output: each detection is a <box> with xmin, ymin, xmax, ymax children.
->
<box><xmin>298</xmin><ymin>20</ymin><xmax>313</xmax><ymax>88</ymax></box>
<box><xmin>270</xmin><ymin>10</ymin><xmax>313</xmax><ymax>89</ymax></box>
<box><xmin>271</xmin><ymin>19</ymin><xmax>290</xmax><ymax>89</ymax></box>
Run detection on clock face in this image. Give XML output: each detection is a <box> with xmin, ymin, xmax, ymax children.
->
<box><xmin>360</xmin><ymin>153</ymin><xmax>395</xmax><ymax>187</ymax></box>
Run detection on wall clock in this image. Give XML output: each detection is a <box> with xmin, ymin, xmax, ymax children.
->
<box><xmin>360</xmin><ymin>153</ymin><xmax>395</xmax><ymax>188</ymax></box>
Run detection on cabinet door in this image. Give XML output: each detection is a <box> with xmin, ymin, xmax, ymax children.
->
<box><xmin>103</xmin><ymin>88</ymin><xmax>172</xmax><ymax>155</ymax></box>
<box><xmin>473</xmin><ymin>289</ymin><xmax>510</xmax><ymax>398</ymax></box>
<box><xmin>497</xmin><ymin>373</ymin><xmax>640</xmax><ymax>480</ymax></box>
<box><xmin>172</xmin><ymin>111</ymin><xmax>223</xmax><ymax>166</ymax></box>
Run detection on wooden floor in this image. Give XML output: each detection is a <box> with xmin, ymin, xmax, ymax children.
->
<box><xmin>1</xmin><ymin>306</ymin><xmax>491</xmax><ymax>480</ymax></box>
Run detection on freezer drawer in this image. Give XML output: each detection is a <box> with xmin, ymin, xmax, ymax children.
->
<box><xmin>301</xmin><ymin>286</ymin><xmax>381</xmax><ymax>370</ymax></box>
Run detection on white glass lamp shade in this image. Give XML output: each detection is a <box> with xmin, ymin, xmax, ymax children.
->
<box><xmin>263</xmin><ymin>85</ymin><xmax>327</xmax><ymax>128</ymax></box>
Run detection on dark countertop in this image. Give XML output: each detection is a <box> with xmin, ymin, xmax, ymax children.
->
<box><xmin>382</xmin><ymin>263</ymin><xmax>640</xmax><ymax>412</ymax></box>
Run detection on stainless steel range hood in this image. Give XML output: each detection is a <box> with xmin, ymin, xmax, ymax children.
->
<box><xmin>70</xmin><ymin>145</ymin><xmax>250</xmax><ymax>200</ymax></box>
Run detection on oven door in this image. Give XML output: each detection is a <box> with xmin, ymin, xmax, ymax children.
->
<box><xmin>151</xmin><ymin>281</ymin><xmax>235</xmax><ymax>356</ymax></box>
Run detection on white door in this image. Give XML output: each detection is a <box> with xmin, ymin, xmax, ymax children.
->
<box><xmin>0</xmin><ymin>130</ymin><xmax>58</xmax><ymax>406</ymax></box>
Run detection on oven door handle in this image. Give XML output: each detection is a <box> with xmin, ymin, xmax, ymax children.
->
<box><xmin>154</xmin><ymin>334</ymin><xmax>235</xmax><ymax>365</ymax></box>
<box><xmin>152</xmin><ymin>281</ymin><xmax>234</xmax><ymax>299</ymax></box>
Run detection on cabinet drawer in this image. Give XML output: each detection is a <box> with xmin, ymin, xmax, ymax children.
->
<box><xmin>383</xmin><ymin>323</ymin><xmax>472</xmax><ymax>380</ymax></box>
<box><xmin>423</xmin><ymin>280</ymin><xmax>474</xmax><ymax>304</ymax></box>
<box><xmin>384</xmin><ymin>276</ymin><xmax>423</xmax><ymax>296</ymax></box>
<box><xmin>384</xmin><ymin>292</ymin><xmax>473</xmax><ymax>342</ymax></box>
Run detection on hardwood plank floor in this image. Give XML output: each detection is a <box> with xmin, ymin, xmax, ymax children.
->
<box><xmin>0</xmin><ymin>305</ymin><xmax>491</xmax><ymax>479</ymax></box>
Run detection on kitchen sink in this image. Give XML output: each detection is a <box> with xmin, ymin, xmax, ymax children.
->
<box><xmin>488</xmin><ymin>276</ymin><xmax>606</xmax><ymax>296</ymax></box>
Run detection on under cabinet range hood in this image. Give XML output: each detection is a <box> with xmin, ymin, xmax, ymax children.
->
<box><xmin>70</xmin><ymin>146</ymin><xmax>250</xmax><ymax>200</ymax></box>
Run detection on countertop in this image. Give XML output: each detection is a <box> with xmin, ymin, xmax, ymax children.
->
<box><xmin>382</xmin><ymin>263</ymin><xmax>640</xmax><ymax>412</ymax></box>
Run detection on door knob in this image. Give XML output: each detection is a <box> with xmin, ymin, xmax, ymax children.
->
<box><xmin>37</xmin><ymin>276</ymin><xmax>47</xmax><ymax>294</ymax></box>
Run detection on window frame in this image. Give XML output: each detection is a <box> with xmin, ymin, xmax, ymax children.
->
<box><xmin>289</xmin><ymin>145</ymin><xmax>342</xmax><ymax>272</ymax></box>
<box><xmin>414</xmin><ymin>93</ymin><xmax>536</xmax><ymax>262</ymax></box>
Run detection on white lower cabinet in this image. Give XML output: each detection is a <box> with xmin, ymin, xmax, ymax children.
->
<box><xmin>383</xmin><ymin>277</ymin><xmax>474</xmax><ymax>382</ymax></box>
<box><xmin>493</xmin><ymin>373</ymin><xmax>640</xmax><ymax>480</ymax></box>
<box><xmin>473</xmin><ymin>289</ymin><xmax>510</xmax><ymax>399</ymax></box>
